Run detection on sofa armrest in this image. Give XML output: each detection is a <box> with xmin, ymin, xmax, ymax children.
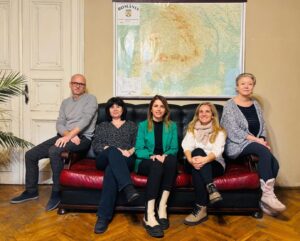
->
<box><xmin>61</xmin><ymin>151</ymin><xmax>85</xmax><ymax>169</ymax></box>
<box><xmin>239</xmin><ymin>154</ymin><xmax>259</xmax><ymax>172</ymax></box>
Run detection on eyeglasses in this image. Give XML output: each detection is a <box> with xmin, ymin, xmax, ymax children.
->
<box><xmin>71</xmin><ymin>82</ymin><xmax>86</xmax><ymax>87</ymax></box>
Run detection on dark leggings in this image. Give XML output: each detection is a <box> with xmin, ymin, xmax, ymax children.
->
<box><xmin>238</xmin><ymin>142</ymin><xmax>279</xmax><ymax>181</ymax></box>
<box><xmin>137</xmin><ymin>155</ymin><xmax>177</xmax><ymax>201</ymax></box>
<box><xmin>186</xmin><ymin>148</ymin><xmax>224</xmax><ymax>206</ymax></box>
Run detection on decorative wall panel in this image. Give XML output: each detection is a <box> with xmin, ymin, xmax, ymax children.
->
<box><xmin>31</xmin><ymin>79</ymin><xmax>62</xmax><ymax>111</ymax></box>
<box><xmin>31</xmin><ymin>1</ymin><xmax>63</xmax><ymax>70</ymax></box>
<box><xmin>31</xmin><ymin>119</ymin><xmax>56</xmax><ymax>144</ymax></box>
<box><xmin>0</xmin><ymin>1</ymin><xmax>10</xmax><ymax>68</ymax></box>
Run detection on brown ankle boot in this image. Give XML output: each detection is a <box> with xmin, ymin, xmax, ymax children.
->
<box><xmin>206</xmin><ymin>183</ymin><xmax>222</xmax><ymax>204</ymax></box>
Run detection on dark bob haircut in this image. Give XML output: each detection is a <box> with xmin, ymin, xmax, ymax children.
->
<box><xmin>105</xmin><ymin>97</ymin><xmax>127</xmax><ymax>121</ymax></box>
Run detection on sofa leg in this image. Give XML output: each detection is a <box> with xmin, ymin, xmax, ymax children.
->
<box><xmin>252</xmin><ymin>210</ymin><xmax>263</xmax><ymax>219</ymax></box>
<box><xmin>57</xmin><ymin>207</ymin><xmax>67</xmax><ymax>215</ymax></box>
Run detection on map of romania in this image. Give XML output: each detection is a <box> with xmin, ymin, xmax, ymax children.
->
<box><xmin>115</xmin><ymin>3</ymin><xmax>244</xmax><ymax>97</ymax></box>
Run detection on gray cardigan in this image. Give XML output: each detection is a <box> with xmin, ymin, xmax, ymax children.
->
<box><xmin>220</xmin><ymin>98</ymin><xmax>266</xmax><ymax>159</ymax></box>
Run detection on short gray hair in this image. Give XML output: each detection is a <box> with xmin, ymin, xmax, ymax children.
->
<box><xmin>235</xmin><ymin>73</ymin><xmax>256</xmax><ymax>86</ymax></box>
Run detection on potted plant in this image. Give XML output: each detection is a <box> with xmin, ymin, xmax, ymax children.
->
<box><xmin>0</xmin><ymin>71</ymin><xmax>33</xmax><ymax>165</ymax></box>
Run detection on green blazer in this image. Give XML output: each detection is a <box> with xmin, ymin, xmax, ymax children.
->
<box><xmin>134</xmin><ymin>120</ymin><xmax>178</xmax><ymax>172</ymax></box>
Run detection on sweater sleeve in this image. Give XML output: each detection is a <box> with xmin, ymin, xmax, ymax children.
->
<box><xmin>254</xmin><ymin>101</ymin><xmax>267</xmax><ymax>138</ymax></box>
<box><xmin>76</xmin><ymin>95</ymin><xmax>98</xmax><ymax>131</ymax></box>
<box><xmin>261</xmin><ymin>121</ymin><xmax>267</xmax><ymax>138</ymax></box>
<box><xmin>56</xmin><ymin>100</ymin><xmax>68</xmax><ymax>135</ymax></box>
<box><xmin>221</xmin><ymin>102</ymin><xmax>248</xmax><ymax>144</ymax></box>
<box><xmin>210</xmin><ymin>131</ymin><xmax>226</xmax><ymax>159</ymax></box>
<box><xmin>91</xmin><ymin>123</ymin><xmax>107</xmax><ymax>154</ymax></box>
<box><xmin>181</xmin><ymin>131</ymin><xmax>196</xmax><ymax>152</ymax></box>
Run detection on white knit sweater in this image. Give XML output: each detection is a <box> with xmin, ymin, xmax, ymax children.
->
<box><xmin>181</xmin><ymin>130</ymin><xmax>226</xmax><ymax>169</ymax></box>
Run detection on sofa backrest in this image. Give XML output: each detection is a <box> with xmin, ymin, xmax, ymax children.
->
<box><xmin>96</xmin><ymin>103</ymin><xmax>223</xmax><ymax>160</ymax></box>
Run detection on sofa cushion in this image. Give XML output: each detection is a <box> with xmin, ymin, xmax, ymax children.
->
<box><xmin>214</xmin><ymin>163</ymin><xmax>260</xmax><ymax>191</ymax></box>
<box><xmin>60</xmin><ymin>159</ymin><xmax>190</xmax><ymax>190</ymax></box>
<box><xmin>60</xmin><ymin>158</ymin><xmax>259</xmax><ymax>191</ymax></box>
<box><xmin>131</xmin><ymin>172</ymin><xmax>190</xmax><ymax>188</ymax></box>
<box><xmin>60</xmin><ymin>159</ymin><xmax>104</xmax><ymax>189</ymax></box>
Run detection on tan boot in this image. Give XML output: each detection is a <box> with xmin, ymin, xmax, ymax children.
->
<box><xmin>206</xmin><ymin>183</ymin><xmax>222</xmax><ymax>204</ymax></box>
<box><xmin>260</xmin><ymin>179</ymin><xmax>286</xmax><ymax>212</ymax></box>
<box><xmin>184</xmin><ymin>204</ymin><xmax>208</xmax><ymax>226</ymax></box>
<box><xmin>158</xmin><ymin>190</ymin><xmax>170</xmax><ymax>230</ymax></box>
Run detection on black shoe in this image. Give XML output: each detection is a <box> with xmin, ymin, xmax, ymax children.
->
<box><xmin>94</xmin><ymin>217</ymin><xmax>109</xmax><ymax>234</ymax></box>
<box><xmin>142</xmin><ymin>219</ymin><xmax>164</xmax><ymax>238</ymax></box>
<box><xmin>45</xmin><ymin>191</ymin><xmax>61</xmax><ymax>211</ymax></box>
<box><xmin>123</xmin><ymin>184</ymin><xmax>140</xmax><ymax>203</ymax></box>
<box><xmin>158</xmin><ymin>218</ymin><xmax>169</xmax><ymax>230</ymax></box>
<box><xmin>10</xmin><ymin>191</ymin><xmax>39</xmax><ymax>204</ymax></box>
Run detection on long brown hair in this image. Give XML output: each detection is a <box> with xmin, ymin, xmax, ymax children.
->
<box><xmin>187</xmin><ymin>102</ymin><xmax>225</xmax><ymax>143</ymax></box>
<box><xmin>147</xmin><ymin>95</ymin><xmax>170</xmax><ymax>130</ymax></box>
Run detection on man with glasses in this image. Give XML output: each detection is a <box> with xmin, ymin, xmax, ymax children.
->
<box><xmin>11</xmin><ymin>74</ymin><xmax>98</xmax><ymax>211</ymax></box>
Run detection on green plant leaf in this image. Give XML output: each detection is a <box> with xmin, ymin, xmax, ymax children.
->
<box><xmin>0</xmin><ymin>71</ymin><xmax>26</xmax><ymax>103</ymax></box>
<box><xmin>0</xmin><ymin>71</ymin><xmax>33</xmax><ymax>150</ymax></box>
<box><xmin>0</xmin><ymin>131</ymin><xmax>33</xmax><ymax>149</ymax></box>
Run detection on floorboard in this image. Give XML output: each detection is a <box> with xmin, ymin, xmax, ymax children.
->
<box><xmin>1</xmin><ymin>185</ymin><xmax>299</xmax><ymax>241</ymax></box>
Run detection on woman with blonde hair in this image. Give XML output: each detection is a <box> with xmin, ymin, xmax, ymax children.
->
<box><xmin>135</xmin><ymin>95</ymin><xmax>178</xmax><ymax>238</ymax></box>
<box><xmin>221</xmin><ymin>73</ymin><xmax>285</xmax><ymax>216</ymax></box>
<box><xmin>182</xmin><ymin>102</ymin><xmax>226</xmax><ymax>226</ymax></box>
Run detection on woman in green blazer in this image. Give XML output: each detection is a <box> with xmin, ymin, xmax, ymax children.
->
<box><xmin>135</xmin><ymin>95</ymin><xmax>178</xmax><ymax>238</ymax></box>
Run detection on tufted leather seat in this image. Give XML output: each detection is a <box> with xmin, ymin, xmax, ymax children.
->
<box><xmin>58</xmin><ymin>103</ymin><xmax>261</xmax><ymax>217</ymax></box>
<box><xmin>60</xmin><ymin>158</ymin><xmax>259</xmax><ymax>190</ymax></box>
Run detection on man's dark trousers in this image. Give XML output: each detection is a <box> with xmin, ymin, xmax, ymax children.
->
<box><xmin>25</xmin><ymin>135</ymin><xmax>91</xmax><ymax>193</ymax></box>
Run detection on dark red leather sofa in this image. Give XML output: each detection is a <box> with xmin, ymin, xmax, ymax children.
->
<box><xmin>58</xmin><ymin>103</ymin><xmax>262</xmax><ymax>218</ymax></box>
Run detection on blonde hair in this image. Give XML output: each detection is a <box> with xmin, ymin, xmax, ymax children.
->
<box><xmin>236</xmin><ymin>73</ymin><xmax>256</xmax><ymax>86</ymax></box>
<box><xmin>187</xmin><ymin>102</ymin><xmax>225</xmax><ymax>143</ymax></box>
<box><xmin>147</xmin><ymin>95</ymin><xmax>170</xmax><ymax>130</ymax></box>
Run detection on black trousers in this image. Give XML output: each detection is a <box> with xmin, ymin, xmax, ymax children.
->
<box><xmin>25</xmin><ymin>135</ymin><xmax>91</xmax><ymax>193</ymax></box>
<box><xmin>185</xmin><ymin>148</ymin><xmax>224</xmax><ymax>206</ymax></box>
<box><xmin>96</xmin><ymin>147</ymin><xmax>135</xmax><ymax>220</ymax></box>
<box><xmin>239</xmin><ymin>142</ymin><xmax>279</xmax><ymax>181</ymax></box>
<box><xmin>137</xmin><ymin>155</ymin><xmax>177</xmax><ymax>201</ymax></box>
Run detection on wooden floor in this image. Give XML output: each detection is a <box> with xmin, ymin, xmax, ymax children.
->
<box><xmin>1</xmin><ymin>185</ymin><xmax>300</xmax><ymax>241</ymax></box>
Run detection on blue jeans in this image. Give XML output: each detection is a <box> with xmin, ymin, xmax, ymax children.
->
<box><xmin>96</xmin><ymin>147</ymin><xmax>135</xmax><ymax>220</ymax></box>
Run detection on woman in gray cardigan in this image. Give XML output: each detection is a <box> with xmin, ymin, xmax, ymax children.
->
<box><xmin>221</xmin><ymin>73</ymin><xmax>286</xmax><ymax>216</ymax></box>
